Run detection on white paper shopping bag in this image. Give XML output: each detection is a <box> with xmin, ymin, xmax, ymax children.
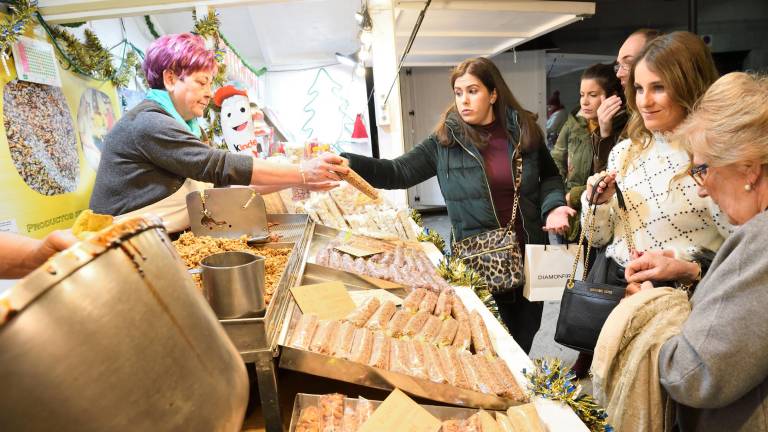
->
<box><xmin>523</xmin><ymin>244</ymin><xmax>584</xmax><ymax>301</ymax></box>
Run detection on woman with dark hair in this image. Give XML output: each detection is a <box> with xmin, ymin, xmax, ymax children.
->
<box><xmin>91</xmin><ymin>33</ymin><xmax>345</xmax><ymax>233</ymax></box>
<box><xmin>550</xmin><ymin>63</ymin><xmax>627</xmax><ymax>242</ymax></box>
<box><xmin>341</xmin><ymin>57</ymin><xmax>572</xmax><ymax>353</ymax></box>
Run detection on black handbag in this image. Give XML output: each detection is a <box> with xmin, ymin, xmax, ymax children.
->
<box><xmin>452</xmin><ymin>139</ymin><xmax>524</xmax><ymax>294</ymax></box>
<box><xmin>554</xmin><ymin>179</ymin><xmax>636</xmax><ymax>353</ymax></box>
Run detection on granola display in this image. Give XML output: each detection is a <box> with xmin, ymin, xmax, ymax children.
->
<box><xmin>172</xmin><ymin>232</ymin><xmax>291</xmax><ymax>304</ymax></box>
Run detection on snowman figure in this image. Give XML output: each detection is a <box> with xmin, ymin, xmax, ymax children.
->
<box><xmin>214</xmin><ymin>84</ymin><xmax>261</xmax><ymax>156</ymax></box>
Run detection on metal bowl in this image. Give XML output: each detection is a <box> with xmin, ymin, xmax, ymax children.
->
<box><xmin>0</xmin><ymin>216</ymin><xmax>248</xmax><ymax>431</ymax></box>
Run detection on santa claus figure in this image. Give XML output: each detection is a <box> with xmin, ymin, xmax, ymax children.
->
<box><xmin>214</xmin><ymin>84</ymin><xmax>261</xmax><ymax>156</ymax></box>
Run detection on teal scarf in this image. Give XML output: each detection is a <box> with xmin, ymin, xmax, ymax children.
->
<box><xmin>145</xmin><ymin>89</ymin><xmax>202</xmax><ymax>138</ymax></box>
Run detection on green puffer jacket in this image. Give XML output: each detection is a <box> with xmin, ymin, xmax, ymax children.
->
<box><xmin>550</xmin><ymin>110</ymin><xmax>628</xmax><ymax>241</ymax></box>
<box><xmin>341</xmin><ymin>108</ymin><xmax>565</xmax><ymax>245</ymax></box>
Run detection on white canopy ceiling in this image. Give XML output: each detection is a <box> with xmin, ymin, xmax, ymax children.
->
<box><xmin>39</xmin><ymin>0</ymin><xmax>595</xmax><ymax>70</ymax></box>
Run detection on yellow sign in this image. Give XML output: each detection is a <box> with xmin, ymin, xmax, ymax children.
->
<box><xmin>290</xmin><ymin>281</ymin><xmax>357</xmax><ymax>320</ymax></box>
<box><xmin>357</xmin><ymin>389</ymin><xmax>441</xmax><ymax>432</ymax></box>
<box><xmin>334</xmin><ymin>243</ymin><xmax>384</xmax><ymax>258</ymax></box>
<box><xmin>0</xmin><ymin>20</ymin><xmax>121</xmax><ymax>238</ymax></box>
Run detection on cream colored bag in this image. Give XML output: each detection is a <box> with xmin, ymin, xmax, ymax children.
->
<box><xmin>523</xmin><ymin>244</ymin><xmax>583</xmax><ymax>301</ymax></box>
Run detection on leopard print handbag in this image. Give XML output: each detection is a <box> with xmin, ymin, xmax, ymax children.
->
<box><xmin>452</xmin><ymin>141</ymin><xmax>524</xmax><ymax>294</ymax></box>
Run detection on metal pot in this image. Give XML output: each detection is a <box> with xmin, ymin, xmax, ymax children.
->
<box><xmin>0</xmin><ymin>217</ymin><xmax>248</xmax><ymax>431</ymax></box>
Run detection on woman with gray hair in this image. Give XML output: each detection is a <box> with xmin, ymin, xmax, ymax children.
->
<box><xmin>626</xmin><ymin>72</ymin><xmax>768</xmax><ymax>430</ymax></box>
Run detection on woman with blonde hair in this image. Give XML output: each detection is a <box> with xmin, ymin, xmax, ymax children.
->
<box><xmin>619</xmin><ymin>72</ymin><xmax>768</xmax><ymax>430</ymax></box>
<box><xmin>568</xmin><ymin>31</ymin><xmax>732</xmax><ymax>377</ymax></box>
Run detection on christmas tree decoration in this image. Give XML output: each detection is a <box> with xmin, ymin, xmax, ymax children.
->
<box><xmin>301</xmin><ymin>67</ymin><xmax>355</xmax><ymax>145</ymax></box>
<box><xmin>0</xmin><ymin>0</ymin><xmax>38</xmax><ymax>75</ymax></box>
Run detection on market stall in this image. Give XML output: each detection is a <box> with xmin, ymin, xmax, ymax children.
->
<box><xmin>1</xmin><ymin>0</ymin><xmax>605</xmax><ymax>431</ymax></box>
<box><xmin>155</xmin><ymin>181</ymin><xmax>591</xmax><ymax>431</ymax></box>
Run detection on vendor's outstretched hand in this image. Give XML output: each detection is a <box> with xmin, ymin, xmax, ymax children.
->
<box><xmin>543</xmin><ymin>206</ymin><xmax>576</xmax><ymax>235</ymax></box>
<box><xmin>304</xmin><ymin>181</ymin><xmax>340</xmax><ymax>192</ymax></box>
<box><xmin>301</xmin><ymin>152</ymin><xmax>349</xmax><ymax>183</ymax></box>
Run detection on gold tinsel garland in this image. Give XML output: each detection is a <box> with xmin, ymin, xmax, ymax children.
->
<box><xmin>37</xmin><ymin>17</ymin><xmax>141</xmax><ymax>88</ymax></box>
<box><xmin>411</xmin><ymin>208</ymin><xmax>506</xmax><ymax>329</ymax></box>
<box><xmin>416</xmin><ymin>228</ymin><xmax>446</xmax><ymax>254</ymax></box>
<box><xmin>437</xmin><ymin>256</ymin><xmax>508</xmax><ymax>331</ymax></box>
<box><xmin>0</xmin><ymin>0</ymin><xmax>37</xmax><ymax>68</ymax></box>
<box><xmin>192</xmin><ymin>9</ymin><xmax>227</xmax><ymax>146</ymax></box>
<box><xmin>524</xmin><ymin>358</ymin><xmax>613</xmax><ymax>432</ymax></box>
<box><xmin>409</xmin><ymin>208</ymin><xmax>423</xmax><ymax>227</ymax></box>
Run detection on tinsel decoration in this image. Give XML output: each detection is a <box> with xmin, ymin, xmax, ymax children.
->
<box><xmin>192</xmin><ymin>9</ymin><xmax>227</xmax><ymax>145</ymax></box>
<box><xmin>45</xmin><ymin>26</ymin><xmax>113</xmax><ymax>79</ymax></box>
<box><xmin>437</xmin><ymin>256</ymin><xmax>484</xmax><ymax>288</ymax></box>
<box><xmin>410</xmin><ymin>208</ymin><xmax>423</xmax><ymax>227</ymax></box>
<box><xmin>36</xmin><ymin>17</ymin><xmax>140</xmax><ymax>88</ymax></box>
<box><xmin>59</xmin><ymin>21</ymin><xmax>85</xmax><ymax>28</ymax></box>
<box><xmin>416</xmin><ymin>228</ymin><xmax>445</xmax><ymax>254</ymax></box>
<box><xmin>437</xmin><ymin>256</ymin><xmax>508</xmax><ymax>330</ymax></box>
<box><xmin>192</xmin><ymin>10</ymin><xmax>227</xmax><ymax>86</ymax></box>
<box><xmin>0</xmin><ymin>0</ymin><xmax>37</xmax><ymax>74</ymax></box>
<box><xmin>524</xmin><ymin>358</ymin><xmax>613</xmax><ymax>432</ymax></box>
<box><xmin>112</xmin><ymin>50</ymin><xmax>140</xmax><ymax>88</ymax></box>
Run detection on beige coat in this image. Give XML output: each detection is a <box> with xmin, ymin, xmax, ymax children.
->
<box><xmin>592</xmin><ymin>287</ymin><xmax>690</xmax><ymax>432</ymax></box>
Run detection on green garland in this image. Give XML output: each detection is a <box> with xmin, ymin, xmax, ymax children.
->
<box><xmin>143</xmin><ymin>15</ymin><xmax>160</xmax><ymax>39</ymax></box>
<box><xmin>219</xmin><ymin>31</ymin><xmax>267</xmax><ymax>77</ymax></box>
<box><xmin>35</xmin><ymin>14</ymin><xmax>141</xmax><ymax>88</ymax></box>
<box><xmin>0</xmin><ymin>0</ymin><xmax>37</xmax><ymax>61</ymax></box>
<box><xmin>524</xmin><ymin>358</ymin><xmax>613</xmax><ymax>432</ymax></box>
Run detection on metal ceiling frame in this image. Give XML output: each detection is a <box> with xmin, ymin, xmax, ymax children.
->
<box><xmin>394</xmin><ymin>0</ymin><xmax>595</xmax><ymax>66</ymax></box>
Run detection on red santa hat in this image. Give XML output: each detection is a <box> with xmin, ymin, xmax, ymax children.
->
<box><xmin>214</xmin><ymin>85</ymin><xmax>249</xmax><ymax>107</ymax></box>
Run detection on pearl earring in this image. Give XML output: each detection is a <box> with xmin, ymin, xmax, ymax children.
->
<box><xmin>745</xmin><ymin>184</ymin><xmax>753</xmax><ymax>191</ymax></box>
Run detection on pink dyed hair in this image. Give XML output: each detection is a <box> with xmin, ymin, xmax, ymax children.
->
<box><xmin>142</xmin><ymin>33</ymin><xmax>218</xmax><ymax>89</ymax></box>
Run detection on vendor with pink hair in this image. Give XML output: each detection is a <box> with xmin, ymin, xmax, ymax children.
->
<box><xmin>90</xmin><ymin>33</ymin><xmax>346</xmax><ymax>232</ymax></box>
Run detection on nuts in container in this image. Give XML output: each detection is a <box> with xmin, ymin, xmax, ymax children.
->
<box><xmin>3</xmin><ymin>80</ymin><xmax>79</xmax><ymax>195</ymax></box>
<box><xmin>173</xmin><ymin>232</ymin><xmax>291</xmax><ymax>305</ymax></box>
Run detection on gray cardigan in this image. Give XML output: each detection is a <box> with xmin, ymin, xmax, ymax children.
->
<box><xmin>90</xmin><ymin>100</ymin><xmax>253</xmax><ymax>215</ymax></box>
<box><xmin>659</xmin><ymin>210</ymin><xmax>768</xmax><ymax>431</ymax></box>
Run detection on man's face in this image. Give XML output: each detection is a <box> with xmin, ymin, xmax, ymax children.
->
<box><xmin>616</xmin><ymin>34</ymin><xmax>647</xmax><ymax>88</ymax></box>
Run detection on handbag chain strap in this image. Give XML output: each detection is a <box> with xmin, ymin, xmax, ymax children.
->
<box><xmin>500</xmin><ymin>137</ymin><xmax>524</xmax><ymax>238</ymax></box>
<box><xmin>567</xmin><ymin>176</ymin><xmax>635</xmax><ymax>288</ymax></box>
